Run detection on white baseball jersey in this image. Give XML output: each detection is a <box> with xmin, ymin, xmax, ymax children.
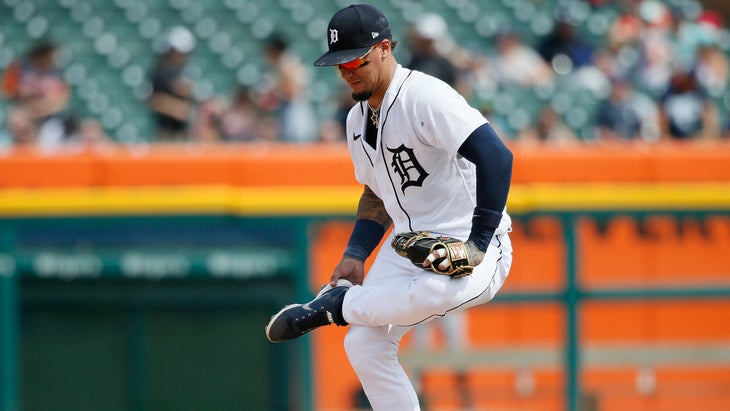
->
<box><xmin>345</xmin><ymin>65</ymin><xmax>512</xmax><ymax>238</ymax></box>
<box><xmin>341</xmin><ymin>65</ymin><xmax>513</xmax><ymax>411</ymax></box>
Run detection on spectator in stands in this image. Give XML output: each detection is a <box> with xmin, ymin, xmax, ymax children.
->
<box><xmin>573</xmin><ymin>47</ymin><xmax>625</xmax><ymax>98</ymax></box>
<box><xmin>260</xmin><ymin>35</ymin><xmax>317</xmax><ymax>143</ymax></box>
<box><xmin>218</xmin><ymin>86</ymin><xmax>261</xmax><ymax>142</ymax></box>
<box><xmin>693</xmin><ymin>43</ymin><xmax>729</xmax><ymax>98</ymax></box>
<box><xmin>148</xmin><ymin>26</ymin><xmax>196</xmax><ymax>141</ymax></box>
<box><xmin>537</xmin><ymin>18</ymin><xmax>595</xmax><ymax>71</ymax></box>
<box><xmin>517</xmin><ymin>106</ymin><xmax>579</xmax><ymax>146</ymax></box>
<box><xmin>1</xmin><ymin>41</ymin><xmax>70</xmax><ymax>119</ymax></box>
<box><xmin>406</xmin><ymin>13</ymin><xmax>459</xmax><ymax>88</ymax></box>
<box><xmin>658</xmin><ymin>69</ymin><xmax>719</xmax><ymax>140</ymax></box>
<box><xmin>42</xmin><ymin>116</ymin><xmax>114</xmax><ymax>149</ymax></box>
<box><xmin>490</xmin><ymin>30</ymin><xmax>554</xmax><ymax>88</ymax></box>
<box><xmin>595</xmin><ymin>77</ymin><xmax>659</xmax><ymax>142</ymax></box>
<box><xmin>1</xmin><ymin>41</ymin><xmax>72</xmax><ymax>147</ymax></box>
<box><xmin>591</xmin><ymin>47</ymin><xmax>627</xmax><ymax>81</ymax></box>
<box><xmin>1</xmin><ymin>106</ymin><xmax>38</xmax><ymax>146</ymax></box>
<box><xmin>671</xmin><ymin>9</ymin><xmax>726</xmax><ymax>72</ymax></box>
<box><xmin>190</xmin><ymin>96</ymin><xmax>225</xmax><ymax>143</ymax></box>
<box><xmin>73</xmin><ymin>118</ymin><xmax>112</xmax><ymax>147</ymax></box>
<box><xmin>631</xmin><ymin>1</ymin><xmax>675</xmax><ymax>97</ymax></box>
<box><xmin>606</xmin><ymin>0</ymin><xmax>644</xmax><ymax>53</ymax></box>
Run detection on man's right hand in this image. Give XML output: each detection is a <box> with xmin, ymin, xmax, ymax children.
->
<box><xmin>330</xmin><ymin>256</ymin><xmax>365</xmax><ymax>286</ymax></box>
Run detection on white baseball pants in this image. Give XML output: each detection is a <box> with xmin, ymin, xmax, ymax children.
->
<box><xmin>341</xmin><ymin>232</ymin><xmax>513</xmax><ymax>410</ymax></box>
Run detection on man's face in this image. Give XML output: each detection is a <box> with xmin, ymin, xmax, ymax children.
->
<box><xmin>337</xmin><ymin>42</ymin><xmax>384</xmax><ymax>101</ymax></box>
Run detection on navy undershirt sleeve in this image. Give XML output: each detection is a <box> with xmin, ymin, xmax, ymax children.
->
<box><xmin>344</xmin><ymin>218</ymin><xmax>386</xmax><ymax>261</ymax></box>
<box><xmin>457</xmin><ymin>122</ymin><xmax>513</xmax><ymax>251</ymax></box>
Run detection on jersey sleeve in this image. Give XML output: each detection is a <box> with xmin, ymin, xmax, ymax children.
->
<box><xmin>408</xmin><ymin>75</ymin><xmax>487</xmax><ymax>155</ymax></box>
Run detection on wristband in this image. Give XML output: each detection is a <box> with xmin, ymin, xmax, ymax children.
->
<box><xmin>469</xmin><ymin>207</ymin><xmax>502</xmax><ymax>251</ymax></box>
<box><xmin>472</xmin><ymin>207</ymin><xmax>502</xmax><ymax>229</ymax></box>
<box><xmin>344</xmin><ymin>219</ymin><xmax>386</xmax><ymax>261</ymax></box>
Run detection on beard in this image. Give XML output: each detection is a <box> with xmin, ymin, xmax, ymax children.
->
<box><xmin>352</xmin><ymin>90</ymin><xmax>372</xmax><ymax>102</ymax></box>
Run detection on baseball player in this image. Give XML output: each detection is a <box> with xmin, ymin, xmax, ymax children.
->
<box><xmin>265</xmin><ymin>4</ymin><xmax>513</xmax><ymax>410</ymax></box>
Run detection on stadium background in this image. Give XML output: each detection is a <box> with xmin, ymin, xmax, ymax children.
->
<box><xmin>1</xmin><ymin>0</ymin><xmax>729</xmax><ymax>142</ymax></box>
<box><xmin>2</xmin><ymin>0</ymin><xmax>730</xmax><ymax>411</ymax></box>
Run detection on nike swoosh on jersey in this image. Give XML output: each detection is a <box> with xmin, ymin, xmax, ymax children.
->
<box><xmin>353</xmin><ymin>134</ymin><xmax>361</xmax><ymax>141</ymax></box>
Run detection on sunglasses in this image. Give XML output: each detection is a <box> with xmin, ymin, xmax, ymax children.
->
<box><xmin>337</xmin><ymin>46</ymin><xmax>376</xmax><ymax>71</ymax></box>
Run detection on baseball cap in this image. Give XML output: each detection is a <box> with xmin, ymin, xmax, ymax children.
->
<box><xmin>166</xmin><ymin>26</ymin><xmax>196</xmax><ymax>53</ymax></box>
<box><xmin>415</xmin><ymin>13</ymin><xmax>447</xmax><ymax>40</ymax></box>
<box><xmin>314</xmin><ymin>4</ymin><xmax>391</xmax><ymax>67</ymax></box>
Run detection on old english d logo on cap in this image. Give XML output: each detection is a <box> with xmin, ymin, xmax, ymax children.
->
<box><xmin>314</xmin><ymin>4</ymin><xmax>391</xmax><ymax>66</ymax></box>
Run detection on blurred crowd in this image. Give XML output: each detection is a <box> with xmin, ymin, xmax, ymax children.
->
<box><xmin>1</xmin><ymin>41</ymin><xmax>111</xmax><ymax>149</ymax></box>
<box><xmin>422</xmin><ymin>0</ymin><xmax>730</xmax><ymax>146</ymax></box>
<box><xmin>1</xmin><ymin>0</ymin><xmax>729</xmax><ymax>148</ymax></box>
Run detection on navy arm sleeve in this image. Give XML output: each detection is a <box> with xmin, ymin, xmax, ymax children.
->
<box><xmin>457</xmin><ymin>122</ymin><xmax>513</xmax><ymax>251</ymax></box>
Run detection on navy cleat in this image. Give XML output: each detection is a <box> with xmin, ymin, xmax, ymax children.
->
<box><xmin>265</xmin><ymin>279</ymin><xmax>352</xmax><ymax>342</ymax></box>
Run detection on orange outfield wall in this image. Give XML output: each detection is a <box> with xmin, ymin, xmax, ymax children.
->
<box><xmin>1</xmin><ymin>140</ymin><xmax>730</xmax><ymax>188</ymax></box>
<box><xmin>309</xmin><ymin>217</ymin><xmax>730</xmax><ymax>411</ymax></box>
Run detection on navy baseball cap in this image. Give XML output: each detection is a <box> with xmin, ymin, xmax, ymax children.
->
<box><xmin>313</xmin><ymin>4</ymin><xmax>391</xmax><ymax>66</ymax></box>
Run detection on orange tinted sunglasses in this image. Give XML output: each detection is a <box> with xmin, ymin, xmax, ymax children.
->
<box><xmin>337</xmin><ymin>46</ymin><xmax>376</xmax><ymax>71</ymax></box>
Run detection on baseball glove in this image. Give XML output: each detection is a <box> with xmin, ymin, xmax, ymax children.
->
<box><xmin>391</xmin><ymin>231</ymin><xmax>474</xmax><ymax>278</ymax></box>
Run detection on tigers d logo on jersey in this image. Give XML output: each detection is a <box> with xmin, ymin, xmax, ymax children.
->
<box><xmin>388</xmin><ymin>144</ymin><xmax>429</xmax><ymax>193</ymax></box>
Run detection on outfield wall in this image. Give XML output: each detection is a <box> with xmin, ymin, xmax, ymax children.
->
<box><xmin>2</xmin><ymin>141</ymin><xmax>730</xmax><ymax>188</ymax></box>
